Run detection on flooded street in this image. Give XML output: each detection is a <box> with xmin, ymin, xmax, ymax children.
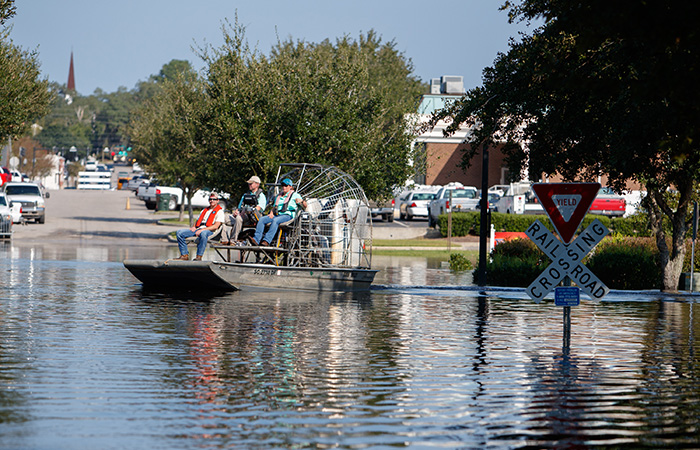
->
<box><xmin>1</xmin><ymin>239</ymin><xmax>699</xmax><ymax>449</ymax></box>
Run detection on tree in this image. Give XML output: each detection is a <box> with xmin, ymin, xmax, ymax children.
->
<box><xmin>434</xmin><ymin>0</ymin><xmax>700</xmax><ymax>291</ymax></box>
<box><xmin>35</xmin><ymin>60</ymin><xmax>196</xmax><ymax>161</ymax></box>
<box><xmin>128</xmin><ymin>72</ymin><xmax>209</xmax><ymax>224</ymax></box>
<box><xmin>0</xmin><ymin>1</ymin><xmax>51</xmax><ymax>139</ymax></box>
<box><xmin>200</xmin><ymin>20</ymin><xmax>423</xmax><ymax>201</ymax></box>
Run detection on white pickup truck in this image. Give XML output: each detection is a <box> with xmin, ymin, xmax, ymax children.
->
<box><xmin>138</xmin><ymin>183</ymin><xmax>224</xmax><ymax>211</ymax></box>
<box><xmin>491</xmin><ymin>182</ymin><xmax>544</xmax><ymax>215</ymax></box>
<box><xmin>427</xmin><ymin>182</ymin><xmax>479</xmax><ymax>228</ymax></box>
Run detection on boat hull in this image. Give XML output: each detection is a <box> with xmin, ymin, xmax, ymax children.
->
<box><xmin>123</xmin><ymin>259</ymin><xmax>378</xmax><ymax>292</ymax></box>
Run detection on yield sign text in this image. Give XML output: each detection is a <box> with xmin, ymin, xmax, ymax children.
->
<box><xmin>525</xmin><ymin>219</ymin><xmax>610</xmax><ymax>302</ymax></box>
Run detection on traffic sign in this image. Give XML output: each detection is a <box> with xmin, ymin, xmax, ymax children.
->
<box><xmin>525</xmin><ymin>218</ymin><xmax>610</xmax><ymax>302</ymax></box>
<box><xmin>532</xmin><ymin>183</ymin><xmax>600</xmax><ymax>243</ymax></box>
<box><xmin>555</xmin><ymin>287</ymin><xmax>580</xmax><ymax>306</ymax></box>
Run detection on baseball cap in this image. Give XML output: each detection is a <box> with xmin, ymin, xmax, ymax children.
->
<box><xmin>246</xmin><ymin>176</ymin><xmax>261</xmax><ymax>184</ymax></box>
<box><xmin>281</xmin><ymin>178</ymin><xmax>293</xmax><ymax>186</ymax></box>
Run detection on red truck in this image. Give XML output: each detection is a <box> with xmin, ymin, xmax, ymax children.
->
<box><xmin>589</xmin><ymin>187</ymin><xmax>626</xmax><ymax>217</ymax></box>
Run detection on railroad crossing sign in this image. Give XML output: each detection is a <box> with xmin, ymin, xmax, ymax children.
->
<box><xmin>532</xmin><ymin>182</ymin><xmax>600</xmax><ymax>243</ymax></box>
<box><xmin>525</xmin><ymin>218</ymin><xmax>610</xmax><ymax>301</ymax></box>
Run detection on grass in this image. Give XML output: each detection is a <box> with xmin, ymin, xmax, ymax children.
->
<box><xmin>159</xmin><ymin>217</ymin><xmax>193</xmax><ymax>226</ymax></box>
<box><xmin>373</xmin><ymin>238</ymin><xmax>451</xmax><ymax>247</ymax></box>
<box><xmin>372</xmin><ymin>248</ymin><xmax>478</xmax><ymax>263</ymax></box>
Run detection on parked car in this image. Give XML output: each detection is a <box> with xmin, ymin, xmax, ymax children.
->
<box><xmin>369</xmin><ymin>198</ymin><xmax>395</xmax><ymax>222</ymax></box>
<box><xmin>128</xmin><ymin>174</ymin><xmax>150</xmax><ymax>192</ymax></box>
<box><xmin>590</xmin><ymin>187</ymin><xmax>626</xmax><ymax>217</ymax></box>
<box><xmin>0</xmin><ymin>193</ymin><xmax>14</xmax><ymax>238</ymax></box>
<box><xmin>478</xmin><ymin>192</ymin><xmax>502</xmax><ymax>210</ymax></box>
<box><xmin>398</xmin><ymin>190</ymin><xmax>437</xmax><ymax>220</ymax></box>
<box><xmin>0</xmin><ymin>167</ymin><xmax>11</xmax><ymax>186</ymax></box>
<box><xmin>1</xmin><ymin>182</ymin><xmax>46</xmax><ymax>223</ymax></box>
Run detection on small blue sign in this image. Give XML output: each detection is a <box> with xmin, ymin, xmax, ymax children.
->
<box><xmin>555</xmin><ymin>287</ymin><xmax>580</xmax><ymax>306</ymax></box>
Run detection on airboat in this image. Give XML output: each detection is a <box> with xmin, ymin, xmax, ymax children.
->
<box><xmin>124</xmin><ymin>163</ymin><xmax>378</xmax><ymax>291</ymax></box>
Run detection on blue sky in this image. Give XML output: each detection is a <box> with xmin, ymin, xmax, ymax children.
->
<box><xmin>7</xmin><ymin>0</ymin><xmax>537</xmax><ymax>96</ymax></box>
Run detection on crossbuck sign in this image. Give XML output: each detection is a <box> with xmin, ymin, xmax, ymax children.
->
<box><xmin>525</xmin><ymin>219</ymin><xmax>610</xmax><ymax>301</ymax></box>
<box><xmin>524</xmin><ymin>183</ymin><xmax>610</xmax><ymax>302</ymax></box>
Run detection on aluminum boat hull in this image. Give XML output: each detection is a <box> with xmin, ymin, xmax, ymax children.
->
<box><xmin>123</xmin><ymin>259</ymin><xmax>378</xmax><ymax>292</ymax></box>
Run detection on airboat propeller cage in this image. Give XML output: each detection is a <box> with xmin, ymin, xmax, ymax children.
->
<box><xmin>272</xmin><ymin>163</ymin><xmax>373</xmax><ymax>269</ymax></box>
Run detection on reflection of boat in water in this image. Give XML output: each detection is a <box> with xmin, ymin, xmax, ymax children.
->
<box><xmin>124</xmin><ymin>164</ymin><xmax>378</xmax><ymax>291</ymax></box>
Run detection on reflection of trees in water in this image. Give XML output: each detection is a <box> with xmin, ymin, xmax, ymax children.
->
<box><xmin>151</xmin><ymin>293</ymin><xmax>700</xmax><ymax>446</ymax></box>
<box><xmin>162</xmin><ymin>291</ymin><xmax>411</xmax><ymax>418</ymax></box>
<box><xmin>636</xmin><ymin>301</ymin><xmax>700</xmax><ymax>444</ymax></box>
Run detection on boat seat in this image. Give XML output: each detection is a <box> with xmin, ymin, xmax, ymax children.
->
<box><xmin>184</xmin><ymin>224</ymin><xmax>223</xmax><ymax>245</ymax></box>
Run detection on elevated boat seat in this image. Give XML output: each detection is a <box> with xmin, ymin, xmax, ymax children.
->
<box><xmin>184</xmin><ymin>225</ymin><xmax>223</xmax><ymax>244</ymax></box>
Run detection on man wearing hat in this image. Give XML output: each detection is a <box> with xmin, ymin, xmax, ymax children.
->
<box><xmin>174</xmin><ymin>193</ymin><xmax>225</xmax><ymax>260</ymax></box>
<box><xmin>220</xmin><ymin>175</ymin><xmax>267</xmax><ymax>245</ymax></box>
<box><xmin>252</xmin><ymin>177</ymin><xmax>306</xmax><ymax>247</ymax></box>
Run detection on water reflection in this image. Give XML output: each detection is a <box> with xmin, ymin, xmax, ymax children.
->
<box><xmin>0</xmin><ymin>243</ymin><xmax>699</xmax><ymax>448</ymax></box>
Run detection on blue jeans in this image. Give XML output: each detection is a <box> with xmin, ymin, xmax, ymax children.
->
<box><xmin>176</xmin><ymin>228</ymin><xmax>213</xmax><ymax>257</ymax></box>
<box><xmin>254</xmin><ymin>214</ymin><xmax>292</xmax><ymax>245</ymax></box>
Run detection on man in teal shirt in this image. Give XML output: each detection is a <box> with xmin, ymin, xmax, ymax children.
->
<box><xmin>252</xmin><ymin>178</ymin><xmax>306</xmax><ymax>247</ymax></box>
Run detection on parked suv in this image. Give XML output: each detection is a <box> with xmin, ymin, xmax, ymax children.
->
<box><xmin>2</xmin><ymin>182</ymin><xmax>46</xmax><ymax>223</ymax></box>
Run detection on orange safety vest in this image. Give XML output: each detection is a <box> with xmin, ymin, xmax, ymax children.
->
<box><xmin>195</xmin><ymin>204</ymin><xmax>222</xmax><ymax>228</ymax></box>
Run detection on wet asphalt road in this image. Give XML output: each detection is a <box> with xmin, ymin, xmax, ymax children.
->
<box><xmin>11</xmin><ymin>188</ymin><xmax>434</xmax><ymax>244</ymax></box>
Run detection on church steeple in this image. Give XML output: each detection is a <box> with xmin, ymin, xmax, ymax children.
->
<box><xmin>67</xmin><ymin>50</ymin><xmax>75</xmax><ymax>92</ymax></box>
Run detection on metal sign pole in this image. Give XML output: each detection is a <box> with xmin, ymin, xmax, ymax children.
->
<box><xmin>563</xmin><ymin>275</ymin><xmax>571</xmax><ymax>350</ymax></box>
<box><xmin>691</xmin><ymin>202</ymin><xmax>697</xmax><ymax>292</ymax></box>
<box><xmin>447</xmin><ymin>190</ymin><xmax>452</xmax><ymax>253</ymax></box>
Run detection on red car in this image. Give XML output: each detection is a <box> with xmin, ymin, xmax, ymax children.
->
<box><xmin>590</xmin><ymin>187</ymin><xmax>626</xmax><ymax>217</ymax></box>
<box><xmin>0</xmin><ymin>167</ymin><xmax>11</xmax><ymax>186</ymax></box>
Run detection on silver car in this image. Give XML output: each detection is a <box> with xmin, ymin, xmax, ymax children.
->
<box><xmin>399</xmin><ymin>191</ymin><xmax>436</xmax><ymax>220</ymax></box>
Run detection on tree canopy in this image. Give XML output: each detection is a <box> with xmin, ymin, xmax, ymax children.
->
<box><xmin>128</xmin><ymin>69</ymin><xmax>208</xmax><ymax>223</ymax></box>
<box><xmin>434</xmin><ymin>0</ymin><xmax>700</xmax><ymax>290</ymax></box>
<box><xmin>196</xmin><ymin>22</ymin><xmax>423</xmax><ymax>200</ymax></box>
<box><xmin>34</xmin><ymin>60</ymin><xmax>196</xmax><ymax>158</ymax></box>
<box><xmin>0</xmin><ymin>1</ymin><xmax>51</xmax><ymax>139</ymax></box>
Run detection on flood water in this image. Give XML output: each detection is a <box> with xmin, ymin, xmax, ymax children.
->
<box><xmin>1</xmin><ymin>242</ymin><xmax>699</xmax><ymax>449</ymax></box>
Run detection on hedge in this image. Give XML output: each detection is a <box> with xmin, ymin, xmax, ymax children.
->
<box><xmin>585</xmin><ymin>237</ymin><xmax>661</xmax><ymax>290</ymax></box>
<box><xmin>437</xmin><ymin>211</ymin><xmax>653</xmax><ymax>238</ymax></box>
<box><xmin>474</xmin><ymin>239</ymin><xmax>547</xmax><ymax>287</ymax></box>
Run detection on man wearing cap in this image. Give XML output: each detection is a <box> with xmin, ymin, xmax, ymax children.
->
<box><xmin>174</xmin><ymin>193</ymin><xmax>225</xmax><ymax>260</ymax></box>
<box><xmin>252</xmin><ymin>178</ymin><xmax>307</xmax><ymax>247</ymax></box>
<box><xmin>220</xmin><ymin>176</ymin><xmax>267</xmax><ymax>245</ymax></box>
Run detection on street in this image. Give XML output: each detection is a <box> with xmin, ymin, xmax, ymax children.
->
<box><xmin>10</xmin><ymin>188</ymin><xmax>180</xmax><ymax>245</ymax></box>
<box><xmin>9</xmin><ymin>187</ymin><xmax>436</xmax><ymax>244</ymax></box>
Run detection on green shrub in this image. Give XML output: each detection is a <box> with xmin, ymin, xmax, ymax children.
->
<box><xmin>609</xmin><ymin>214</ymin><xmax>652</xmax><ymax>237</ymax></box>
<box><xmin>437</xmin><ymin>212</ymin><xmax>477</xmax><ymax>237</ymax></box>
<box><xmin>449</xmin><ymin>253</ymin><xmax>473</xmax><ymax>272</ymax></box>
<box><xmin>437</xmin><ymin>211</ymin><xmax>654</xmax><ymax>239</ymax></box>
<box><xmin>475</xmin><ymin>238</ymin><xmax>547</xmax><ymax>287</ymax></box>
<box><xmin>585</xmin><ymin>236</ymin><xmax>661</xmax><ymax>290</ymax></box>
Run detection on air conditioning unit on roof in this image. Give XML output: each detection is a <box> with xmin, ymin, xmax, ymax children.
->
<box><xmin>430</xmin><ymin>78</ymin><xmax>441</xmax><ymax>94</ymax></box>
<box><xmin>441</xmin><ymin>75</ymin><xmax>464</xmax><ymax>94</ymax></box>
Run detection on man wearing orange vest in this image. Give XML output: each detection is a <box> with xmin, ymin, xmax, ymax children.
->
<box><xmin>174</xmin><ymin>193</ymin><xmax>225</xmax><ymax>261</ymax></box>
